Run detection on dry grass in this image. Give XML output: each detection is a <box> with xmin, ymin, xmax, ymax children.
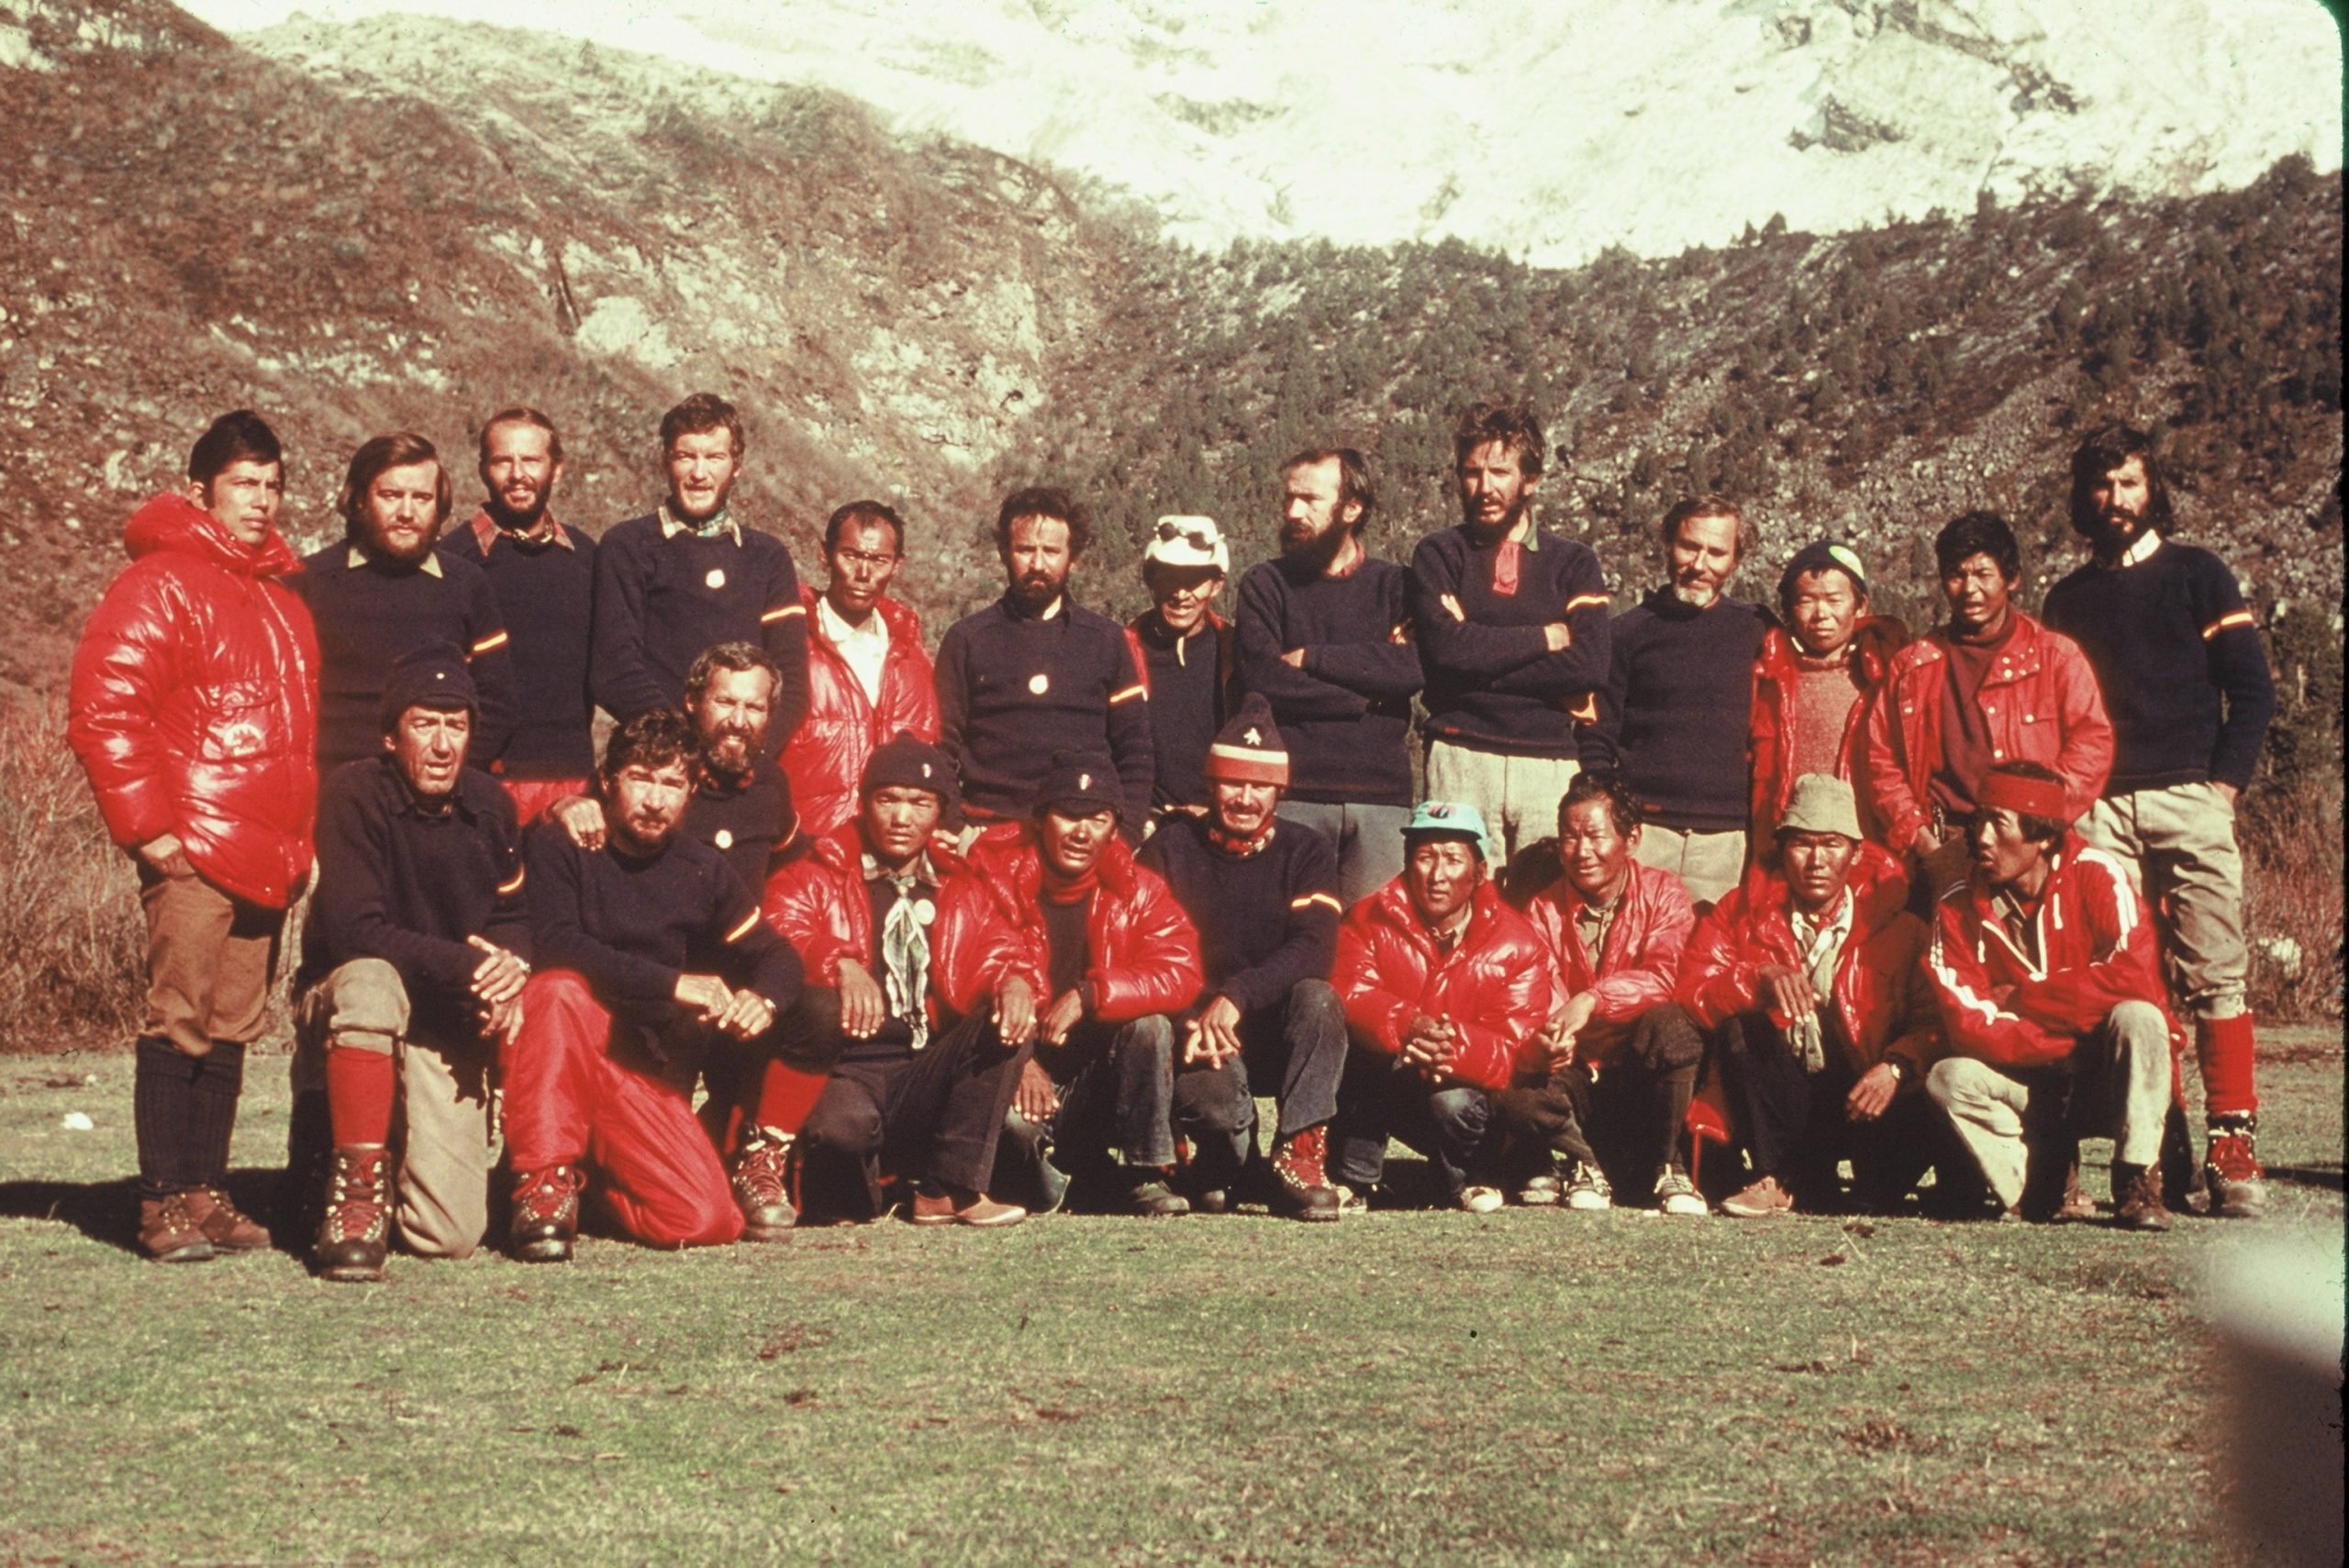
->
<box><xmin>2240</xmin><ymin>773</ymin><xmax>2344</xmax><ymax>1023</ymax></box>
<box><xmin>0</xmin><ymin>699</ymin><xmax>145</xmax><ymax>1049</ymax></box>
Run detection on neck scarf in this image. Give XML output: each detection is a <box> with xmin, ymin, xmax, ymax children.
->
<box><xmin>868</xmin><ymin>853</ymin><xmax>935</xmax><ymax>1051</ymax></box>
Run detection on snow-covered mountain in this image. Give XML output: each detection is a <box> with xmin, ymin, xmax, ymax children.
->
<box><xmin>192</xmin><ymin>0</ymin><xmax>2341</xmax><ymax>265</ymax></box>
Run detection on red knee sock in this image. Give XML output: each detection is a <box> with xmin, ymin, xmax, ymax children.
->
<box><xmin>2195</xmin><ymin>1014</ymin><xmax>2259</xmax><ymax>1121</ymax></box>
<box><xmin>751</xmin><ymin>1062</ymin><xmax>830</xmax><ymax>1140</ymax></box>
<box><xmin>326</xmin><ymin>1044</ymin><xmax>395</xmax><ymax>1148</ymax></box>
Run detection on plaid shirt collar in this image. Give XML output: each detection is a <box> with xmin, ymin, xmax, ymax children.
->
<box><xmin>659</xmin><ymin>504</ymin><xmax>740</xmax><ymax>547</ymax></box>
<box><xmin>467</xmin><ymin>508</ymin><xmax>573</xmax><ymax>554</ymax></box>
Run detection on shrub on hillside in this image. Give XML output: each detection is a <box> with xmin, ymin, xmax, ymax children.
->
<box><xmin>2239</xmin><ymin>772</ymin><xmax>2344</xmax><ymax>1024</ymax></box>
<box><xmin>0</xmin><ymin>701</ymin><xmax>144</xmax><ymax>1049</ymax></box>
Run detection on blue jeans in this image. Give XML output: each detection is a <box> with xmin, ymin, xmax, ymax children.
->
<box><xmin>1171</xmin><ymin>981</ymin><xmax>1347</xmax><ymax>1185</ymax></box>
<box><xmin>1330</xmin><ymin>1043</ymin><xmax>1498</xmax><ymax>1201</ymax></box>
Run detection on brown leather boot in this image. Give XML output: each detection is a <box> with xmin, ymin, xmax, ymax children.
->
<box><xmin>138</xmin><ymin>1192</ymin><xmax>217</xmax><ymax>1263</ymax></box>
<box><xmin>729</xmin><ymin>1129</ymin><xmax>796</xmax><ymax>1242</ymax></box>
<box><xmin>511</xmin><ymin>1164</ymin><xmax>584</xmax><ymax>1262</ymax></box>
<box><xmin>183</xmin><ymin>1185</ymin><xmax>271</xmax><ymax>1252</ymax></box>
<box><xmin>1268</xmin><ymin>1125</ymin><xmax>1341</xmax><ymax>1223</ymax></box>
<box><xmin>315</xmin><ymin>1147</ymin><xmax>392</xmax><ymax>1283</ymax></box>
<box><xmin>2113</xmin><ymin>1164</ymin><xmax>2174</xmax><ymax>1233</ymax></box>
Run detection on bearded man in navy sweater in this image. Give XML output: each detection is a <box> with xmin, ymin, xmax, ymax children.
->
<box><xmin>2043</xmin><ymin>423</ymin><xmax>2277</xmax><ymax>1218</ymax></box>
<box><xmin>1411</xmin><ymin>402</ymin><xmax>1612</xmax><ymax>869</ymax></box>
<box><xmin>589</xmin><ymin>393</ymin><xmax>809</xmax><ymax>752</ymax></box>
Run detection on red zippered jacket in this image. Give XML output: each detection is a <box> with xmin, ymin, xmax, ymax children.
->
<box><xmin>963</xmin><ymin>821</ymin><xmax>1203</xmax><ymax>1025</ymax></box>
<box><xmin>761</xmin><ymin>820</ymin><xmax>1031</xmax><ymax>1023</ymax></box>
<box><xmin>68</xmin><ymin>493</ymin><xmax>320</xmax><ymax>909</ymax></box>
<box><xmin>1924</xmin><ymin>843</ymin><xmax>2179</xmax><ymax>1071</ymax></box>
<box><xmin>780</xmin><ymin>588</ymin><xmax>940</xmax><ymax>840</ymax></box>
<box><xmin>1520</xmin><ymin>860</ymin><xmax>1692</xmax><ymax>1065</ymax></box>
<box><xmin>1747</xmin><ymin>617</ymin><xmax>1906</xmax><ymax>845</ymax></box>
<box><xmin>1677</xmin><ymin>844</ymin><xmax>1942</xmax><ymax>1079</ymax></box>
<box><xmin>1334</xmin><ymin>878</ymin><xmax>1557</xmax><ymax>1092</ymax></box>
<box><xmin>1859</xmin><ymin>611</ymin><xmax>2113</xmax><ymax>851</ymax></box>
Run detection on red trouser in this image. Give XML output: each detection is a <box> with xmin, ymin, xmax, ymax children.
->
<box><xmin>502</xmin><ymin>971</ymin><xmax>743</xmax><ymax>1248</ymax></box>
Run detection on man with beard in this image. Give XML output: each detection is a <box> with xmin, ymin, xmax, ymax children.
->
<box><xmin>969</xmin><ymin>755</ymin><xmax>1205</xmax><ymax>1217</ymax></box>
<box><xmin>1582</xmin><ymin>496</ymin><xmax>1771</xmax><ymax>906</ymax></box>
<box><xmin>505</xmin><ymin>709</ymin><xmax>803</xmax><ymax>1257</ymax></box>
<box><xmin>1330</xmin><ymin>802</ymin><xmax>1557</xmax><ymax>1212</ymax></box>
<box><xmin>764</xmin><ymin>734</ymin><xmax>1036</xmax><ymax>1227</ymax></box>
<box><xmin>1747</xmin><ymin>540</ymin><xmax>1907</xmax><ymax>848</ymax></box>
<box><xmin>439</xmin><ymin>407</ymin><xmax>598</xmax><ymax>824</ymax></box>
<box><xmin>935</xmin><ymin>486</ymin><xmax>1153</xmax><ymax>843</ymax></box>
<box><xmin>1411</xmin><ymin>402</ymin><xmax>1611</xmax><ymax>869</ymax></box>
<box><xmin>590</xmin><ymin>393</ymin><xmax>809</xmax><ymax>752</ymax></box>
<box><xmin>294</xmin><ymin>432</ymin><xmax>521</xmax><ymax>774</ymax></box>
<box><xmin>781</xmin><ymin>500</ymin><xmax>941</xmax><ymax>840</ymax></box>
<box><xmin>1862</xmin><ymin>512</ymin><xmax>2113</xmax><ymax>908</ymax></box>
<box><xmin>68</xmin><ymin>410</ymin><xmax>318</xmax><ymax>1262</ymax></box>
<box><xmin>1235</xmin><ymin>448</ymin><xmax>1421</xmax><ymax>906</ymax></box>
<box><xmin>1141</xmin><ymin>696</ymin><xmax>1347</xmax><ymax>1219</ymax></box>
<box><xmin>297</xmin><ymin>652</ymin><xmax>529</xmax><ymax>1282</ymax></box>
<box><xmin>1124</xmin><ymin>515</ymin><xmax>1234</xmax><ymax>827</ymax></box>
<box><xmin>2042</xmin><ymin>424</ymin><xmax>2276</xmax><ymax>1217</ymax></box>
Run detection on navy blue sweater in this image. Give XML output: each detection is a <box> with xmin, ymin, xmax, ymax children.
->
<box><xmin>685</xmin><ymin>756</ymin><xmax>796</xmax><ymax>892</ymax></box>
<box><xmin>1234</xmin><ymin>555</ymin><xmax>1420</xmax><ymax>806</ymax></box>
<box><xmin>2042</xmin><ymin>538</ymin><xmax>2274</xmax><ymax>794</ymax></box>
<box><xmin>1410</xmin><ymin>525</ymin><xmax>1612</xmax><ymax>759</ymax></box>
<box><xmin>1140</xmin><ymin>815</ymin><xmax>1341</xmax><ymax>1018</ymax></box>
<box><xmin>1128</xmin><ymin>612</ymin><xmax>1233</xmax><ymax>811</ymax></box>
<box><xmin>292</xmin><ymin>541</ymin><xmax>520</xmax><ymax>774</ymax></box>
<box><xmin>588</xmin><ymin>512</ymin><xmax>809</xmax><ymax>746</ymax></box>
<box><xmin>437</xmin><ymin>514</ymin><xmax>597</xmax><ymax>780</ymax></box>
<box><xmin>934</xmin><ymin>593</ymin><xmax>1153</xmax><ymax>837</ymax></box>
<box><xmin>300</xmin><ymin>757</ymin><xmax>531</xmax><ymax>1044</ymax></box>
<box><xmin>1583</xmin><ymin>587</ymin><xmax>1768</xmax><ymax>832</ymax></box>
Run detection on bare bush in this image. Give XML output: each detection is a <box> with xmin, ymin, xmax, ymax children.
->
<box><xmin>2240</xmin><ymin>772</ymin><xmax>2344</xmax><ymax>1023</ymax></box>
<box><xmin>0</xmin><ymin>700</ymin><xmax>145</xmax><ymax>1048</ymax></box>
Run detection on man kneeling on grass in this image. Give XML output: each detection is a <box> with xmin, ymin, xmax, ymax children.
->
<box><xmin>300</xmin><ymin>651</ymin><xmax>530</xmax><ymax>1282</ymax></box>
<box><xmin>1924</xmin><ymin>761</ymin><xmax>2183</xmax><ymax>1230</ymax></box>
<box><xmin>504</xmin><ymin>709</ymin><xmax>803</xmax><ymax>1259</ymax></box>
<box><xmin>1677</xmin><ymin>775</ymin><xmax>1949</xmax><ymax>1218</ymax></box>
<box><xmin>971</xmin><ymin>755</ymin><xmax>1206</xmax><ymax>1217</ymax></box>
<box><xmin>761</xmin><ymin>734</ymin><xmax>1036</xmax><ymax>1227</ymax></box>
<box><xmin>1330</xmin><ymin>802</ymin><xmax>1556</xmax><ymax>1213</ymax></box>
<box><xmin>1498</xmin><ymin>772</ymin><xmax>1705</xmax><ymax>1217</ymax></box>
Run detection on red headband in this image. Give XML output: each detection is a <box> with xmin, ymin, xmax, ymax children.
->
<box><xmin>1976</xmin><ymin>771</ymin><xmax>2068</xmax><ymax>821</ymax></box>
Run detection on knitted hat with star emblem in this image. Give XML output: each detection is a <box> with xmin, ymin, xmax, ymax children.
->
<box><xmin>861</xmin><ymin>729</ymin><xmax>957</xmax><ymax>805</ymax></box>
<box><xmin>1201</xmin><ymin>694</ymin><xmax>1288</xmax><ymax>788</ymax></box>
<box><xmin>1031</xmin><ymin>750</ymin><xmax>1124</xmax><ymax>821</ymax></box>
<box><xmin>377</xmin><ymin>642</ymin><xmax>477</xmax><ymax>732</ymax></box>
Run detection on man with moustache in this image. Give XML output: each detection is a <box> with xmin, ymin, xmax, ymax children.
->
<box><xmin>2042</xmin><ymin>424</ymin><xmax>2276</xmax><ymax>1217</ymax></box>
<box><xmin>1124</xmin><ymin>515</ymin><xmax>1235</xmax><ymax>828</ymax></box>
<box><xmin>1411</xmin><ymin>402</ymin><xmax>1612</xmax><ymax>869</ymax></box>
<box><xmin>505</xmin><ymin>710</ymin><xmax>803</xmax><ymax>1257</ymax></box>
<box><xmin>293</xmin><ymin>432</ymin><xmax>521</xmax><ymax>774</ymax></box>
<box><xmin>590</xmin><ymin>392</ymin><xmax>809</xmax><ymax>751</ymax></box>
<box><xmin>1141</xmin><ymin>697</ymin><xmax>1347</xmax><ymax>1219</ymax></box>
<box><xmin>935</xmin><ymin>486</ymin><xmax>1154</xmax><ymax>843</ymax></box>
<box><xmin>439</xmin><ymin>407</ymin><xmax>598</xmax><ymax>825</ymax></box>
<box><xmin>1747</xmin><ymin>540</ymin><xmax>1907</xmax><ymax>848</ymax></box>
<box><xmin>296</xmin><ymin>652</ymin><xmax>529</xmax><ymax>1282</ymax></box>
<box><xmin>1582</xmin><ymin>495</ymin><xmax>1771</xmax><ymax>906</ymax></box>
<box><xmin>68</xmin><ymin>410</ymin><xmax>318</xmax><ymax>1262</ymax></box>
<box><xmin>1235</xmin><ymin>448</ymin><xmax>1421</xmax><ymax>906</ymax></box>
<box><xmin>1862</xmin><ymin>512</ymin><xmax>2113</xmax><ymax>908</ymax></box>
<box><xmin>781</xmin><ymin>500</ymin><xmax>940</xmax><ymax>841</ymax></box>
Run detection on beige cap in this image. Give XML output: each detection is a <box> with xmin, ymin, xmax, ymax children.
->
<box><xmin>1777</xmin><ymin>773</ymin><xmax>1862</xmax><ymax>840</ymax></box>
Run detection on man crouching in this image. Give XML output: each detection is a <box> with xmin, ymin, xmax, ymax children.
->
<box><xmin>298</xmin><ymin>650</ymin><xmax>529</xmax><ymax>1281</ymax></box>
<box><xmin>761</xmin><ymin>734</ymin><xmax>1036</xmax><ymax>1226</ymax></box>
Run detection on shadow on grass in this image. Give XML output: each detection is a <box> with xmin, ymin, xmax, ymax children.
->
<box><xmin>2266</xmin><ymin>1163</ymin><xmax>2345</xmax><ymax>1193</ymax></box>
<box><xmin>0</xmin><ymin>1166</ymin><xmax>293</xmax><ymax>1255</ymax></box>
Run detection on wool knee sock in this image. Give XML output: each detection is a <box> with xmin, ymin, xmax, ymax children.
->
<box><xmin>186</xmin><ymin>1040</ymin><xmax>247</xmax><ymax>1188</ymax></box>
<box><xmin>326</xmin><ymin>1043</ymin><xmax>396</xmax><ymax>1148</ymax></box>
<box><xmin>2196</xmin><ymin>1014</ymin><xmax>2260</xmax><ymax>1122</ymax></box>
<box><xmin>751</xmin><ymin>1062</ymin><xmax>830</xmax><ymax>1142</ymax></box>
<box><xmin>133</xmin><ymin>1036</ymin><xmax>205</xmax><ymax>1199</ymax></box>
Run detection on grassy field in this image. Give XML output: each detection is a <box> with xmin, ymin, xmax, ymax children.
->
<box><xmin>0</xmin><ymin>1032</ymin><xmax>2340</xmax><ymax>1567</ymax></box>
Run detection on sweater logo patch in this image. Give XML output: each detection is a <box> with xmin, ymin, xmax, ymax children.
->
<box><xmin>706</xmin><ymin>568</ymin><xmax>728</xmax><ymax>590</ymax></box>
<box><xmin>1029</xmin><ymin>673</ymin><xmax>1050</xmax><ymax>695</ymax></box>
<box><xmin>714</xmin><ymin>828</ymin><xmax>735</xmax><ymax>850</ymax></box>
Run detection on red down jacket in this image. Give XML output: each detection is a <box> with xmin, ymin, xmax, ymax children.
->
<box><xmin>1747</xmin><ymin>616</ymin><xmax>1906</xmax><ymax>846</ymax></box>
<box><xmin>779</xmin><ymin>589</ymin><xmax>940</xmax><ymax>840</ymax></box>
<box><xmin>962</xmin><ymin>821</ymin><xmax>1202</xmax><ymax>1025</ymax></box>
<box><xmin>67</xmin><ymin>493</ymin><xmax>319</xmax><ymax>909</ymax></box>
<box><xmin>1333</xmin><ymin>879</ymin><xmax>1557</xmax><ymax>1093</ymax></box>
<box><xmin>1520</xmin><ymin>860</ymin><xmax>1693</xmax><ymax>1065</ymax></box>
<box><xmin>761</xmin><ymin>820</ymin><xmax>1032</xmax><ymax>1022</ymax></box>
<box><xmin>1677</xmin><ymin>843</ymin><xmax>1942</xmax><ymax>1080</ymax></box>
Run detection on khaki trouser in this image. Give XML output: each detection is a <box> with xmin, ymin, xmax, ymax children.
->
<box><xmin>1927</xmin><ymin>999</ymin><xmax>2172</xmax><ymax>1208</ymax></box>
<box><xmin>1629</xmin><ymin>824</ymin><xmax>1748</xmax><ymax>907</ymax></box>
<box><xmin>1422</xmin><ymin>742</ymin><xmax>1579</xmax><ymax>869</ymax></box>
<box><xmin>295</xmin><ymin>959</ymin><xmax>499</xmax><ymax>1259</ymax></box>
<box><xmin>139</xmin><ymin>863</ymin><xmax>283</xmax><ymax>1056</ymax></box>
<box><xmin>2073</xmin><ymin>783</ymin><xmax>2248</xmax><ymax>1019</ymax></box>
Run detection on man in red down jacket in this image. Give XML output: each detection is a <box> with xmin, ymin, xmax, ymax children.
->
<box><xmin>67</xmin><ymin>410</ymin><xmax>320</xmax><ymax>1263</ymax></box>
<box><xmin>780</xmin><ymin>501</ymin><xmax>940</xmax><ymax>840</ymax></box>
<box><xmin>1747</xmin><ymin>539</ymin><xmax>1906</xmax><ymax>850</ymax></box>
<box><xmin>1330</xmin><ymin>801</ymin><xmax>1556</xmax><ymax>1213</ymax></box>
<box><xmin>966</xmin><ymin>755</ymin><xmax>1206</xmax><ymax>1217</ymax></box>
<box><xmin>759</xmin><ymin>734</ymin><xmax>1036</xmax><ymax>1227</ymax></box>
<box><xmin>1923</xmin><ymin>761</ymin><xmax>2183</xmax><ymax>1231</ymax></box>
<box><xmin>1677</xmin><ymin>775</ymin><xmax>1950</xmax><ymax>1219</ymax></box>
